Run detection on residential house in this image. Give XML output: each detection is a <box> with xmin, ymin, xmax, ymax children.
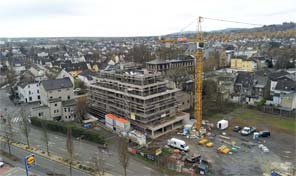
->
<box><xmin>31</xmin><ymin>77</ymin><xmax>76</xmax><ymax>121</ymax></box>
<box><xmin>252</xmin><ymin>74</ymin><xmax>271</xmax><ymax>100</ymax></box>
<box><xmin>176</xmin><ymin>91</ymin><xmax>193</xmax><ymax>112</ymax></box>
<box><xmin>268</xmin><ymin>70</ymin><xmax>290</xmax><ymax>95</ymax></box>
<box><xmin>28</xmin><ymin>66</ymin><xmax>48</xmax><ymax>81</ymax></box>
<box><xmin>272</xmin><ymin>78</ymin><xmax>296</xmax><ymax>109</ymax></box>
<box><xmin>77</xmin><ymin>70</ymin><xmax>96</xmax><ymax>86</ymax></box>
<box><xmin>15</xmin><ymin>72</ymin><xmax>41</xmax><ymax>103</ymax></box>
<box><xmin>61</xmin><ymin>62</ymin><xmax>88</xmax><ymax>77</ymax></box>
<box><xmin>13</xmin><ymin>61</ymin><xmax>26</xmax><ymax>75</ymax></box>
<box><xmin>230</xmin><ymin>58</ymin><xmax>257</xmax><ymax>72</ymax></box>
<box><xmin>56</xmin><ymin>69</ymin><xmax>75</xmax><ymax>85</ymax></box>
<box><xmin>280</xmin><ymin>93</ymin><xmax>296</xmax><ymax>111</ymax></box>
<box><xmin>232</xmin><ymin>72</ymin><xmax>254</xmax><ymax>104</ymax></box>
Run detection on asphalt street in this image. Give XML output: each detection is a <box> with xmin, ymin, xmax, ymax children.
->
<box><xmin>0</xmin><ymin>88</ymin><xmax>162</xmax><ymax>176</ymax></box>
<box><xmin>0</xmin><ymin>141</ymin><xmax>89</xmax><ymax>176</ymax></box>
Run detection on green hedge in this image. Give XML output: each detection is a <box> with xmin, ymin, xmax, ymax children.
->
<box><xmin>31</xmin><ymin>117</ymin><xmax>105</xmax><ymax>144</ymax></box>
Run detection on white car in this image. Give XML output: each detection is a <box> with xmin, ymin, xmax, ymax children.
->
<box><xmin>0</xmin><ymin>161</ymin><xmax>4</xmax><ymax>168</ymax></box>
<box><xmin>241</xmin><ymin>127</ymin><xmax>256</xmax><ymax>136</ymax></box>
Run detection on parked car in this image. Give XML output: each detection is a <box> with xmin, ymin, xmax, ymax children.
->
<box><xmin>233</xmin><ymin>126</ymin><xmax>242</xmax><ymax>132</ymax></box>
<box><xmin>0</xmin><ymin>161</ymin><xmax>4</xmax><ymax>168</ymax></box>
<box><xmin>259</xmin><ymin>130</ymin><xmax>271</xmax><ymax>137</ymax></box>
<box><xmin>241</xmin><ymin>127</ymin><xmax>256</xmax><ymax>136</ymax></box>
<box><xmin>186</xmin><ymin>153</ymin><xmax>201</xmax><ymax>163</ymax></box>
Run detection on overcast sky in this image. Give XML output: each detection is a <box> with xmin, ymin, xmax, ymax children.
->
<box><xmin>0</xmin><ymin>0</ymin><xmax>295</xmax><ymax>37</ymax></box>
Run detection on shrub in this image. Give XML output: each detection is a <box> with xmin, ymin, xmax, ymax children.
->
<box><xmin>31</xmin><ymin>117</ymin><xmax>105</xmax><ymax>144</ymax></box>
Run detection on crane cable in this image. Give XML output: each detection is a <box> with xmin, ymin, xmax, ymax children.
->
<box><xmin>202</xmin><ymin>16</ymin><xmax>263</xmax><ymax>26</ymax></box>
<box><xmin>179</xmin><ymin>16</ymin><xmax>263</xmax><ymax>33</ymax></box>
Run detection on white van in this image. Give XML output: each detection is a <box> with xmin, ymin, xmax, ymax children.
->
<box><xmin>167</xmin><ymin>138</ymin><xmax>189</xmax><ymax>152</ymax></box>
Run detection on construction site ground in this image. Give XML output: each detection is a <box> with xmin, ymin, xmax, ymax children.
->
<box><xmin>152</xmin><ymin>107</ymin><xmax>295</xmax><ymax>175</ymax></box>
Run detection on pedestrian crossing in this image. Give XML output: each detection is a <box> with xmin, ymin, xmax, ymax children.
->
<box><xmin>11</xmin><ymin>117</ymin><xmax>21</xmax><ymax>123</ymax></box>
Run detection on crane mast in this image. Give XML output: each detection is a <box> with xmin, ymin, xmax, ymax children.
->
<box><xmin>194</xmin><ymin>16</ymin><xmax>204</xmax><ymax>129</ymax></box>
<box><xmin>158</xmin><ymin>16</ymin><xmax>262</xmax><ymax>131</ymax></box>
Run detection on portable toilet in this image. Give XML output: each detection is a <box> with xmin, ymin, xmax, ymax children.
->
<box><xmin>217</xmin><ymin>120</ymin><xmax>229</xmax><ymax>130</ymax></box>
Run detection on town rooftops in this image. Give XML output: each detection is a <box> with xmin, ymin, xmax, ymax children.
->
<box><xmin>235</xmin><ymin>72</ymin><xmax>253</xmax><ymax>87</ymax></box>
<box><xmin>61</xmin><ymin>62</ymin><xmax>88</xmax><ymax>72</ymax></box>
<box><xmin>41</xmin><ymin>77</ymin><xmax>73</xmax><ymax>91</ymax></box>
<box><xmin>269</xmin><ymin>70</ymin><xmax>289</xmax><ymax>80</ymax></box>
<box><xmin>79</xmin><ymin>69</ymin><xmax>95</xmax><ymax>80</ymax></box>
<box><xmin>62</xmin><ymin>99</ymin><xmax>76</xmax><ymax>107</ymax></box>
<box><xmin>275</xmin><ymin>78</ymin><xmax>296</xmax><ymax>92</ymax></box>
<box><xmin>146</xmin><ymin>55</ymin><xmax>194</xmax><ymax>65</ymax></box>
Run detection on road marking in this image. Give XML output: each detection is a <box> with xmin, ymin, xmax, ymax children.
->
<box><xmin>144</xmin><ymin>166</ymin><xmax>152</xmax><ymax>170</ymax></box>
<box><xmin>105</xmin><ymin>163</ymin><xmax>114</xmax><ymax>167</ymax></box>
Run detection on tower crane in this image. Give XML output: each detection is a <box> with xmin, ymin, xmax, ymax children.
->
<box><xmin>159</xmin><ymin>16</ymin><xmax>262</xmax><ymax>130</ymax></box>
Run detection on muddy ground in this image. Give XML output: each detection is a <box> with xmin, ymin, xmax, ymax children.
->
<box><xmin>152</xmin><ymin>111</ymin><xmax>295</xmax><ymax>176</ymax></box>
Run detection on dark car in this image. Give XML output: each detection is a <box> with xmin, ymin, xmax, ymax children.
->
<box><xmin>259</xmin><ymin>130</ymin><xmax>270</xmax><ymax>137</ymax></box>
<box><xmin>233</xmin><ymin>126</ymin><xmax>242</xmax><ymax>132</ymax></box>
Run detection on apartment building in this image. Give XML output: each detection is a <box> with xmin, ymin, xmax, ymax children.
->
<box><xmin>230</xmin><ymin>58</ymin><xmax>257</xmax><ymax>72</ymax></box>
<box><xmin>31</xmin><ymin>77</ymin><xmax>76</xmax><ymax>121</ymax></box>
<box><xmin>88</xmin><ymin>68</ymin><xmax>189</xmax><ymax>139</ymax></box>
<box><xmin>146</xmin><ymin>55</ymin><xmax>194</xmax><ymax>74</ymax></box>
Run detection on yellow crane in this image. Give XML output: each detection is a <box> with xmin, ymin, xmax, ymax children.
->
<box><xmin>159</xmin><ymin>16</ymin><xmax>262</xmax><ymax>130</ymax></box>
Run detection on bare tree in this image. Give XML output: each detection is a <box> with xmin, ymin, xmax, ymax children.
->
<box><xmin>66</xmin><ymin>127</ymin><xmax>74</xmax><ymax>176</ymax></box>
<box><xmin>117</xmin><ymin>137</ymin><xmax>130</xmax><ymax>176</ymax></box>
<box><xmin>92</xmin><ymin>154</ymin><xmax>105</xmax><ymax>176</ymax></box>
<box><xmin>3</xmin><ymin>114</ymin><xmax>14</xmax><ymax>156</ymax></box>
<box><xmin>165</xmin><ymin>67</ymin><xmax>194</xmax><ymax>88</ymax></box>
<box><xmin>41</xmin><ymin>120</ymin><xmax>50</xmax><ymax>156</ymax></box>
<box><xmin>19</xmin><ymin>107</ymin><xmax>31</xmax><ymax>147</ymax></box>
<box><xmin>75</xmin><ymin>97</ymin><xmax>88</xmax><ymax>123</ymax></box>
<box><xmin>6</xmin><ymin>66</ymin><xmax>16</xmax><ymax>88</ymax></box>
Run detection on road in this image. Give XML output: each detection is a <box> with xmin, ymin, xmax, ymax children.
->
<box><xmin>0</xmin><ymin>88</ymin><xmax>162</xmax><ymax>176</ymax></box>
<box><xmin>1</xmin><ymin>141</ymin><xmax>89</xmax><ymax>176</ymax></box>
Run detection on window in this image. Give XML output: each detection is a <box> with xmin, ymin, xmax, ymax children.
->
<box><xmin>65</xmin><ymin>116</ymin><xmax>67</xmax><ymax>119</ymax></box>
<box><xmin>38</xmin><ymin>95</ymin><xmax>40</xmax><ymax>99</ymax></box>
<box><xmin>29</xmin><ymin>91</ymin><xmax>31</xmax><ymax>95</ymax></box>
<box><xmin>50</xmin><ymin>96</ymin><xmax>53</xmax><ymax>99</ymax></box>
<box><xmin>55</xmin><ymin>103</ymin><xmax>57</xmax><ymax>107</ymax></box>
<box><xmin>68</xmin><ymin>96</ymin><xmax>70</xmax><ymax>100</ymax></box>
<box><xmin>38</xmin><ymin>112</ymin><xmax>42</xmax><ymax>117</ymax></box>
<box><xmin>29</xmin><ymin>97</ymin><xmax>32</xmax><ymax>101</ymax></box>
<box><xmin>37</xmin><ymin>90</ymin><xmax>39</xmax><ymax>93</ymax></box>
<box><xmin>64</xmin><ymin>108</ymin><xmax>67</xmax><ymax>112</ymax></box>
<box><xmin>68</xmin><ymin>108</ymin><xmax>70</xmax><ymax>112</ymax></box>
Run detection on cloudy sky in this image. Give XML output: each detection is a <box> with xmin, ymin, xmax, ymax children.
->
<box><xmin>0</xmin><ymin>0</ymin><xmax>295</xmax><ymax>37</ymax></box>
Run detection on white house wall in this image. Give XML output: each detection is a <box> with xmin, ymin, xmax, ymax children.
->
<box><xmin>18</xmin><ymin>83</ymin><xmax>40</xmax><ymax>103</ymax></box>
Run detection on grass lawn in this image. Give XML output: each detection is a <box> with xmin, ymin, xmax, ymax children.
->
<box><xmin>205</xmin><ymin>107</ymin><xmax>296</xmax><ymax>134</ymax></box>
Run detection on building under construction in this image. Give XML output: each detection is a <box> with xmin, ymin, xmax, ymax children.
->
<box><xmin>88</xmin><ymin>67</ymin><xmax>189</xmax><ymax>139</ymax></box>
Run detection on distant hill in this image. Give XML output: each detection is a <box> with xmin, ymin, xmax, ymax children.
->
<box><xmin>166</xmin><ymin>22</ymin><xmax>296</xmax><ymax>36</ymax></box>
